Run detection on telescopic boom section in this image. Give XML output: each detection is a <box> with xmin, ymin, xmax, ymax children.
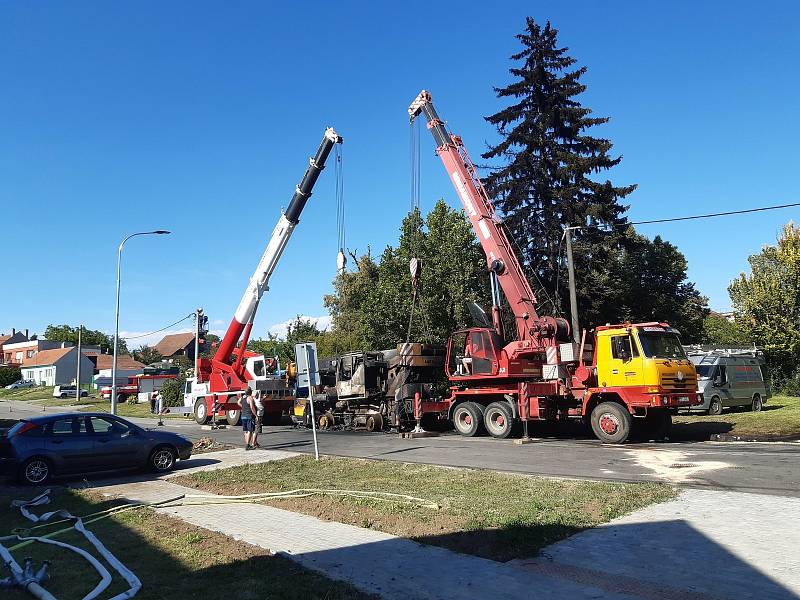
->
<box><xmin>408</xmin><ymin>90</ymin><xmax>566</xmax><ymax>347</ymax></box>
<box><xmin>214</xmin><ymin>127</ymin><xmax>343</xmax><ymax>364</ymax></box>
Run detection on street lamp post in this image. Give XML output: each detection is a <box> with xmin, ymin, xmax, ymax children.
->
<box><xmin>111</xmin><ymin>230</ymin><xmax>171</xmax><ymax>415</ymax></box>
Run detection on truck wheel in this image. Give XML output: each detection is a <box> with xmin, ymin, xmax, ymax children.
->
<box><xmin>484</xmin><ymin>401</ymin><xmax>514</xmax><ymax>439</ymax></box>
<box><xmin>319</xmin><ymin>412</ymin><xmax>335</xmax><ymax>430</ymax></box>
<box><xmin>194</xmin><ymin>398</ymin><xmax>210</xmax><ymax>424</ymax></box>
<box><xmin>366</xmin><ymin>413</ymin><xmax>384</xmax><ymax>432</ymax></box>
<box><xmin>117</xmin><ymin>394</ymin><xmax>128</xmax><ymax>404</ymax></box>
<box><xmin>751</xmin><ymin>394</ymin><xmax>763</xmax><ymax>412</ymax></box>
<box><xmin>590</xmin><ymin>402</ymin><xmax>632</xmax><ymax>444</ymax></box>
<box><xmin>708</xmin><ymin>396</ymin><xmax>722</xmax><ymax>415</ymax></box>
<box><xmin>452</xmin><ymin>402</ymin><xmax>483</xmax><ymax>437</ymax></box>
<box><xmin>226</xmin><ymin>409</ymin><xmax>240</xmax><ymax>426</ymax></box>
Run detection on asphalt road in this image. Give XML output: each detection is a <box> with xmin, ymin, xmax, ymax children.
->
<box><xmin>4</xmin><ymin>400</ymin><xmax>799</xmax><ymax>497</ymax></box>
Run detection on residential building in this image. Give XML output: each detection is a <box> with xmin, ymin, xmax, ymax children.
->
<box><xmin>3</xmin><ymin>339</ymin><xmax>100</xmax><ymax>368</ymax></box>
<box><xmin>94</xmin><ymin>354</ymin><xmax>146</xmax><ymax>378</ymax></box>
<box><xmin>21</xmin><ymin>347</ymin><xmax>94</xmax><ymax>386</ymax></box>
<box><xmin>154</xmin><ymin>332</ymin><xmax>196</xmax><ymax>361</ymax></box>
<box><xmin>0</xmin><ymin>329</ymin><xmax>30</xmax><ymax>366</ymax></box>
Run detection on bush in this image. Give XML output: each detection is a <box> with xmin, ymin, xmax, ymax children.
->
<box><xmin>776</xmin><ymin>369</ymin><xmax>800</xmax><ymax>396</ymax></box>
<box><xmin>159</xmin><ymin>372</ymin><xmax>186</xmax><ymax>408</ymax></box>
<box><xmin>0</xmin><ymin>367</ymin><xmax>22</xmax><ymax>388</ymax></box>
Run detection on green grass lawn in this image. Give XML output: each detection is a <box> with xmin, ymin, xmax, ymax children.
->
<box><xmin>674</xmin><ymin>394</ymin><xmax>800</xmax><ymax>439</ymax></box>
<box><xmin>0</xmin><ymin>386</ymin><xmax>58</xmax><ymax>403</ymax></box>
<box><xmin>176</xmin><ymin>455</ymin><xmax>675</xmax><ymax>562</ymax></box>
<box><xmin>0</xmin><ymin>487</ymin><xmax>374</xmax><ymax>600</ymax></box>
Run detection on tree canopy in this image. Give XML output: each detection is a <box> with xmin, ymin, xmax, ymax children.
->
<box><xmin>43</xmin><ymin>324</ymin><xmax>127</xmax><ymax>354</ymax></box>
<box><xmin>729</xmin><ymin>222</ymin><xmax>800</xmax><ymax>389</ymax></box>
<box><xmin>324</xmin><ymin>201</ymin><xmax>489</xmax><ymax>350</ymax></box>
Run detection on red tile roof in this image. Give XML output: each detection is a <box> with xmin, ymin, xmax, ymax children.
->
<box><xmin>22</xmin><ymin>347</ymin><xmax>73</xmax><ymax>367</ymax></box>
<box><xmin>154</xmin><ymin>333</ymin><xmax>195</xmax><ymax>357</ymax></box>
<box><xmin>95</xmin><ymin>355</ymin><xmax>146</xmax><ymax>371</ymax></box>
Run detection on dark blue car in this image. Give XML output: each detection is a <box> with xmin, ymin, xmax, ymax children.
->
<box><xmin>0</xmin><ymin>412</ymin><xmax>193</xmax><ymax>484</ymax></box>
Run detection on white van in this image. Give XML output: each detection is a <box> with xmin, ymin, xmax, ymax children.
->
<box><xmin>688</xmin><ymin>351</ymin><xmax>770</xmax><ymax>415</ymax></box>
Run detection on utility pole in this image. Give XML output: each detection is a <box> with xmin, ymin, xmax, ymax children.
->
<box><xmin>194</xmin><ymin>308</ymin><xmax>203</xmax><ymax>376</ymax></box>
<box><xmin>564</xmin><ymin>226</ymin><xmax>580</xmax><ymax>343</ymax></box>
<box><xmin>75</xmin><ymin>325</ymin><xmax>82</xmax><ymax>396</ymax></box>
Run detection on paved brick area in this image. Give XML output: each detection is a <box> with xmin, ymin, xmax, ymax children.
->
<box><xmin>89</xmin><ymin>449</ymin><xmax>800</xmax><ymax>600</ymax></box>
<box><xmin>513</xmin><ymin>489</ymin><xmax>800</xmax><ymax>600</ymax></box>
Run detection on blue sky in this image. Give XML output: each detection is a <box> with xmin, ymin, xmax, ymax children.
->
<box><xmin>2</xmin><ymin>1</ymin><xmax>798</xmax><ymax>346</ymax></box>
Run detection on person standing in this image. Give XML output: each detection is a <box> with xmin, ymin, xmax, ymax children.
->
<box><xmin>150</xmin><ymin>390</ymin><xmax>159</xmax><ymax>414</ymax></box>
<box><xmin>252</xmin><ymin>389</ymin><xmax>265</xmax><ymax>449</ymax></box>
<box><xmin>239</xmin><ymin>388</ymin><xmax>257</xmax><ymax>449</ymax></box>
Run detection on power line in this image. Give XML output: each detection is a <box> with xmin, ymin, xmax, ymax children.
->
<box><xmin>570</xmin><ymin>201</ymin><xmax>800</xmax><ymax>231</ymax></box>
<box><xmin>122</xmin><ymin>313</ymin><xmax>194</xmax><ymax>340</ymax></box>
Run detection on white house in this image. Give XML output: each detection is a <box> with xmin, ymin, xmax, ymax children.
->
<box><xmin>21</xmin><ymin>347</ymin><xmax>94</xmax><ymax>386</ymax></box>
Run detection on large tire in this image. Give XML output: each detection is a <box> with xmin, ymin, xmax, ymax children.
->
<box><xmin>452</xmin><ymin>402</ymin><xmax>483</xmax><ymax>437</ymax></box>
<box><xmin>226</xmin><ymin>409</ymin><xmax>241</xmax><ymax>426</ymax></box>
<box><xmin>751</xmin><ymin>394</ymin><xmax>763</xmax><ymax>412</ymax></box>
<box><xmin>149</xmin><ymin>445</ymin><xmax>177</xmax><ymax>473</ymax></box>
<box><xmin>365</xmin><ymin>412</ymin><xmax>384</xmax><ymax>433</ymax></box>
<box><xmin>484</xmin><ymin>401</ymin><xmax>514</xmax><ymax>439</ymax></box>
<box><xmin>590</xmin><ymin>401</ymin><xmax>633</xmax><ymax>444</ymax></box>
<box><xmin>117</xmin><ymin>394</ymin><xmax>128</xmax><ymax>404</ymax></box>
<box><xmin>319</xmin><ymin>412</ymin><xmax>335</xmax><ymax>430</ymax></box>
<box><xmin>708</xmin><ymin>396</ymin><xmax>723</xmax><ymax>416</ymax></box>
<box><xmin>194</xmin><ymin>398</ymin><xmax>210</xmax><ymax>424</ymax></box>
<box><xmin>20</xmin><ymin>457</ymin><xmax>52</xmax><ymax>485</ymax></box>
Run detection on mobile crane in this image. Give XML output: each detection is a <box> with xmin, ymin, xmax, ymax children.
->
<box><xmin>408</xmin><ymin>90</ymin><xmax>701</xmax><ymax>443</ymax></box>
<box><xmin>182</xmin><ymin>127</ymin><xmax>343</xmax><ymax>425</ymax></box>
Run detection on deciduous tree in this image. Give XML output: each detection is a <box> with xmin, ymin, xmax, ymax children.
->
<box><xmin>729</xmin><ymin>222</ymin><xmax>800</xmax><ymax>388</ymax></box>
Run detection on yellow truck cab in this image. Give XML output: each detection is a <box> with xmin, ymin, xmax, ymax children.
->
<box><xmin>581</xmin><ymin>322</ymin><xmax>702</xmax><ymax>443</ymax></box>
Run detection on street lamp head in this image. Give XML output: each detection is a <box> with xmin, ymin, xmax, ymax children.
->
<box><xmin>152</xmin><ymin>230</ymin><xmax>171</xmax><ymax>235</ymax></box>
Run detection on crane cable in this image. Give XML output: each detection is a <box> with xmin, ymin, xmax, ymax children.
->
<box><xmin>335</xmin><ymin>143</ymin><xmax>346</xmax><ymax>272</ymax></box>
<box><xmin>407</xmin><ymin>119</ymin><xmax>433</xmax><ymax>343</ymax></box>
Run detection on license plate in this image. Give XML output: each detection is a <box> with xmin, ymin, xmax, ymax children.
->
<box><xmin>677</xmin><ymin>396</ymin><xmax>689</xmax><ymax>403</ymax></box>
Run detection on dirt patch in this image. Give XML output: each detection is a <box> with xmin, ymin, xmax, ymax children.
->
<box><xmin>192</xmin><ymin>436</ymin><xmax>235</xmax><ymax>454</ymax></box>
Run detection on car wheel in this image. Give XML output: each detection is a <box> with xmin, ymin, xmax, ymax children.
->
<box><xmin>149</xmin><ymin>446</ymin><xmax>177</xmax><ymax>473</ymax></box>
<box><xmin>194</xmin><ymin>398</ymin><xmax>209</xmax><ymax>424</ymax></box>
<box><xmin>20</xmin><ymin>457</ymin><xmax>52</xmax><ymax>485</ymax></box>
<box><xmin>590</xmin><ymin>402</ymin><xmax>633</xmax><ymax>444</ymax></box>
<box><xmin>752</xmin><ymin>394</ymin><xmax>763</xmax><ymax>412</ymax></box>
<box><xmin>708</xmin><ymin>396</ymin><xmax>723</xmax><ymax>415</ymax></box>
<box><xmin>452</xmin><ymin>402</ymin><xmax>483</xmax><ymax>437</ymax></box>
<box><xmin>59</xmin><ymin>393</ymin><xmax>67</xmax><ymax>399</ymax></box>
<box><xmin>484</xmin><ymin>401</ymin><xmax>514</xmax><ymax>439</ymax></box>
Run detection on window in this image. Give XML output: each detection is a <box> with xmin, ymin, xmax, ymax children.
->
<box><xmin>47</xmin><ymin>417</ymin><xmax>87</xmax><ymax>435</ymax></box>
<box><xmin>90</xmin><ymin>416</ymin><xmax>129</xmax><ymax>435</ymax></box>
<box><xmin>27</xmin><ymin>350</ymin><xmax>35</xmax><ymax>358</ymax></box>
<box><xmin>15</xmin><ymin>352</ymin><xmax>22</xmax><ymax>361</ymax></box>
<box><xmin>637</xmin><ymin>333</ymin><xmax>687</xmax><ymax>360</ymax></box>
<box><xmin>611</xmin><ymin>336</ymin><xmax>639</xmax><ymax>360</ymax></box>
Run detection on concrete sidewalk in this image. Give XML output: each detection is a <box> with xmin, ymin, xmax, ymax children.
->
<box><xmin>89</xmin><ymin>449</ymin><xmax>800</xmax><ymax>600</ymax></box>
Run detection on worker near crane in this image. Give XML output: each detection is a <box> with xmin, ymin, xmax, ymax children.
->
<box><xmin>252</xmin><ymin>389</ymin><xmax>265</xmax><ymax>449</ymax></box>
<box><xmin>239</xmin><ymin>388</ymin><xmax>257</xmax><ymax>449</ymax></box>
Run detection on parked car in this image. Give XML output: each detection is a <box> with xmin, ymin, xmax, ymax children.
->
<box><xmin>52</xmin><ymin>385</ymin><xmax>89</xmax><ymax>399</ymax></box>
<box><xmin>688</xmin><ymin>351</ymin><xmax>771</xmax><ymax>415</ymax></box>
<box><xmin>4</xmin><ymin>379</ymin><xmax>35</xmax><ymax>390</ymax></box>
<box><xmin>0</xmin><ymin>412</ymin><xmax>193</xmax><ymax>484</ymax></box>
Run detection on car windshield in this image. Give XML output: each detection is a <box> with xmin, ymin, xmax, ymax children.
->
<box><xmin>637</xmin><ymin>333</ymin><xmax>687</xmax><ymax>360</ymax></box>
<box><xmin>696</xmin><ymin>365</ymin><xmax>715</xmax><ymax>379</ymax></box>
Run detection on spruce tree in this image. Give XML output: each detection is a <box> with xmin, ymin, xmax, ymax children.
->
<box><xmin>483</xmin><ymin>18</ymin><xmax>635</xmax><ymax>326</ymax></box>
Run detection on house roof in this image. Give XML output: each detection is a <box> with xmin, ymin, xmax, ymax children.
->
<box><xmin>0</xmin><ymin>335</ymin><xmax>10</xmax><ymax>347</ymax></box>
<box><xmin>22</xmin><ymin>347</ymin><xmax>74</xmax><ymax>367</ymax></box>
<box><xmin>95</xmin><ymin>354</ymin><xmax>146</xmax><ymax>371</ymax></box>
<box><xmin>154</xmin><ymin>333</ymin><xmax>195</xmax><ymax>357</ymax></box>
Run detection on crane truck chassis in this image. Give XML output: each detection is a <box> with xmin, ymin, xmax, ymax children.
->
<box><xmin>292</xmin><ymin>343</ymin><xmax>446</xmax><ymax>432</ymax></box>
<box><xmin>407</xmin><ymin>90</ymin><xmax>702</xmax><ymax>444</ymax></box>
<box><xmin>180</xmin><ymin>127</ymin><xmax>343</xmax><ymax>425</ymax></box>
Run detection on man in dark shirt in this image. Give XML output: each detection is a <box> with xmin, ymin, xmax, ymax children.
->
<box><xmin>239</xmin><ymin>388</ymin><xmax>257</xmax><ymax>449</ymax></box>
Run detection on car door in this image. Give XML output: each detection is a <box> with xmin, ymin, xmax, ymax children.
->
<box><xmin>89</xmin><ymin>416</ymin><xmax>143</xmax><ymax>470</ymax></box>
<box><xmin>609</xmin><ymin>334</ymin><xmax>644</xmax><ymax>387</ymax></box>
<box><xmin>44</xmin><ymin>416</ymin><xmax>96</xmax><ymax>473</ymax></box>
